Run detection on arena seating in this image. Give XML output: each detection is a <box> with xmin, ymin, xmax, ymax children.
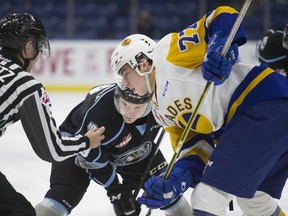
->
<box><xmin>0</xmin><ymin>0</ymin><xmax>287</xmax><ymax>40</ymax></box>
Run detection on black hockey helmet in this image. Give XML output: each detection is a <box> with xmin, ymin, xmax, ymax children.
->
<box><xmin>0</xmin><ymin>13</ymin><xmax>50</xmax><ymax>59</ymax></box>
<box><xmin>115</xmin><ymin>86</ymin><xmax>151</xmax><ymax>104</ymax></box>
<box><xmin>114</xmin><ymin>86</ymin><xmax>152</xmax><ymax>120</ymax></box>
<box><xmin>256</xmin><ymin>29</ymin><xmax>288</xmax><ymax>71</ymax></box>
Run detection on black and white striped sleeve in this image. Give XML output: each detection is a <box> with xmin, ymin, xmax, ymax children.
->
<box><xmin>19</xmin><ymin>87</ymin><xmax>90</xmax><ymax>162</ymax></box>
<box><xmin>1</xmin><ymin>55</ymin><xmax>91</xmax><ymax>162</ymax></box>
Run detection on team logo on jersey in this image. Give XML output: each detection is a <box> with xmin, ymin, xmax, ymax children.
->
<box><xmin>160</xmin><ymin>96</ymin><xmax>213</xmax><ymax>133</ymax></box>
<box><xmin>112</xmin><ymin>141</ymin><xmax>152</xmax><ymax>166</ymax></box>
<box><xmin>176</xmin><ymin>111</ymin><xmax>213</xmax><ymax>134</ymax></box>
<box><xmin>121</xmin><ymin>38</ymin><xmax>131</xmax><ymax>46</ymax></box>
<box><xmin>87</xmin><ymin>121</ymin><xmax>98</xmax><ymax>131</ymax></box>
<box><xmin>40</xmin><ymin>88</ymin><xmax>50</xmax><ymax>105</ymax></box>
<box><xmin>115</xmin><ymin>133</ymin><xmax>132</xmax><ymax>148</ymax></box>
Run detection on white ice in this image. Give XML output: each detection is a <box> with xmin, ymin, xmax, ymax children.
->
<box><xmin>0</xmin><ymin>92</ymin><xmax>287</xmax><ymax>216</ymax></box>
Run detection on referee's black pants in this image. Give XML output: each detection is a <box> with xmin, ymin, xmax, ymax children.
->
<box><xmin>0</xmin><ymin>171</ymin><xmax>35</xmax><ymax>216</ymax></box>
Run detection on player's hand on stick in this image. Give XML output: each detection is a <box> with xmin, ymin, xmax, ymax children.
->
<box><xmin>84</xmin><ymin>126</ymin><xmax>105</xmax><ymax>149</ymax></box>
<box><xmin>202</xmin><ymin>31</ymin><xmax>239</xmax><ymax>85</ymax></box>
<box><xmin>106</xmin><ymin>183</ymin><xmax>140</xmax><ymax>216</ymax></box>
<box><xmin>137</xmin><ymin>167</ymin><xmax>192</xmax><ymax>209</ymax></box>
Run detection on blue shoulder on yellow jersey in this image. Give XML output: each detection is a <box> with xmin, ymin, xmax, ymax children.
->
<box><xmin>215</xmin><ymin>64</ymin><xmax>288</xmax><ymax>139</ymax></box>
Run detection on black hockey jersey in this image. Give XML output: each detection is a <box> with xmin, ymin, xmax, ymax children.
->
<box><xmin>59</xmin><ymin>83</ymin><xmax>164</xmax><ymax>187</ymax></box>
<box><xmin>0</xmin><ymin>50</ymin><xmax>90</xmax><ymax>162</ymax></box>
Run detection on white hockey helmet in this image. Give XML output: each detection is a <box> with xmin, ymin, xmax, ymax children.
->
<box><xmin>111</xmin><ymin>34</ymin><xmax>156</xmax><ymax>90</ymax></box>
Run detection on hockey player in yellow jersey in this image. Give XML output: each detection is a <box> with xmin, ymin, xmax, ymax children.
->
<box><xmin>112</xmin><ymin>6</ymin><xmax>288</xmax><ymax>216</ymax></box>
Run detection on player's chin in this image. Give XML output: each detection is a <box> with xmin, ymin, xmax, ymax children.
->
<box><xmin>123</xmin><ymin>116</ymin><xmax>137</xmax><ymax>124</ymax></box>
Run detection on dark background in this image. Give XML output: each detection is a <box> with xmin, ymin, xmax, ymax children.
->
<box><xmin>1</xmin><ymin>0</ymin><xmax>287</xmax><ymax>41</ymax></box>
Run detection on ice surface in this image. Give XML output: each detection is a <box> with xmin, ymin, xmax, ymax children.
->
<box><xmin>0</xmin><ymin>92</ymin><xmax>287</xmax><ymax>216</ymax></box>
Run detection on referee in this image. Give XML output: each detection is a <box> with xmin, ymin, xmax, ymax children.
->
<box><xmin>0</xmin><ymin>13</ymin><xmax>105</xmax><ymax>216</ymax></box>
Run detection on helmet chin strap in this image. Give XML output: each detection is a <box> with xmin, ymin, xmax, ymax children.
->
<box><xmin>136</xmin><ymin>62</ymin><xmax>154</xmax><ymax>94</ymax></box>
<box><xmin>145</xmin><ymin>72</ymin><xmax>153</xmax><ymax>94</ymax></box>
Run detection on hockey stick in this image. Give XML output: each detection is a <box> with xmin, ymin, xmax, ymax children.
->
<box><xmin>132</xmin><ymin>125</ymin><xmax>166</xmax><ymax>200</ymax></box>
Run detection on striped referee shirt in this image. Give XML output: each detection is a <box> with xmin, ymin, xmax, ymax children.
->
<box><xmin>0</xmin><ymin>49</ymin><xmax>90</xmax><ymax>162</ymax></box>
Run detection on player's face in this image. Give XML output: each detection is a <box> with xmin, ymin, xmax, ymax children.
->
<box><xmin>118</xmin><ymin>97</ymin><xmax>147</xmax><ymax>123</ymax></box>
<box><xmin>119</xmin><ymin>64</ymin><xmax>148</xmax><ymax>96</ymax></box>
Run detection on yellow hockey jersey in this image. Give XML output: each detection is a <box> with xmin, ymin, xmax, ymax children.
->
<box><xmin>151</xmin><ymin>6</ymin><xmax>288</xmax><ymax>165</ymax></box>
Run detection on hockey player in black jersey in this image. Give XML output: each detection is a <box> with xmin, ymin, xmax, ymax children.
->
<box><xmin>35</xmin><ymin>84</ymin><xmax>192</xmax><ymax>216</ymax></box>
<box><xmin>0</xmin><ymin>13</ymin><xmax>105</xmax><ymax>216</ymax></box>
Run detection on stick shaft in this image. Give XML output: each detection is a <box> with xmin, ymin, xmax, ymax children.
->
<box><xmin>163</xmin><ymin>82</ymin><xmax>211</xmax><ymax>179</ymax></box>
<box><xmin>221</xmin><ymin>0</ymin><xmax>252</xmax><ymax>56</ymax></box>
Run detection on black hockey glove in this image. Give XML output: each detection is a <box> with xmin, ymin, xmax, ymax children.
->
<box><xmin>106</xmin><ymin>183</ymin><xmax>141</xmax><ymax>216</ymax></box>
